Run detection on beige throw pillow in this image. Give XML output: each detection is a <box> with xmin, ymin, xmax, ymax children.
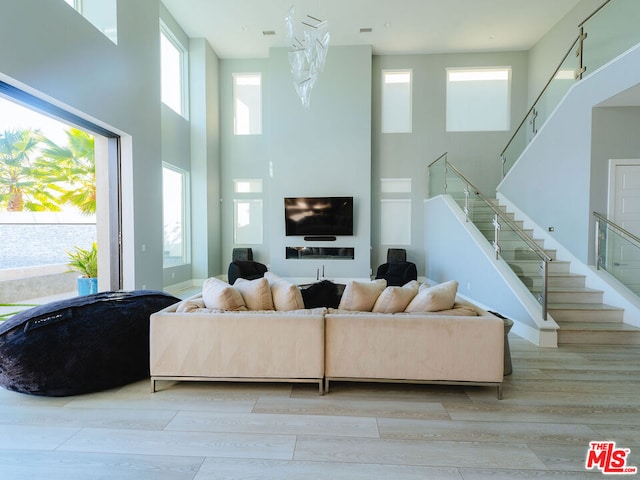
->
<box><xmin>264</xmin><ymin>272</ymin><xmax>305</xmax><ymax>311</ymax></box>
<box><xmin>176</xmin><ymin>297</ymin><xmax>206</xmax><ymax>313</ymax></box>
<box><xmin>338</xmin><ymin>279</ymin><xmax>387</xmax><ymax>312</ymax></box>
<box><xmin>405</xmin><ymin>280</ymin><xmax>458</xmax><ymax>313</ymax></box>
<box><xmin>202</xmin><ymin>277</ymin><xmax>247</xmax><ymax>311</ymax></box>
<box><xmin>372</xmin><ymin>280</ymin><xmax>419</xmax><ymax>313</ymax></box>
<box><xmin>233</xmin><ymin>277</ymin><xmax>274</xmax><ymax>311</ymax></box>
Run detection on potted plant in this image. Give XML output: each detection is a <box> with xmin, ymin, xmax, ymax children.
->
<box><xmin>67</xmin><ymin>242</ymin><xmax>98</xmax><ymax>296</ymax></box>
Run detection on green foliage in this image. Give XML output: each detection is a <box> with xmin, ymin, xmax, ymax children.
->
<box><xmin>66</xmin><ymin>242</ymin><xmax>98</xmax><ymax>278</ymax></box>
<box><xmin>39</xmin><ymin>128</ymin><xmax>96</xmax><ymax>215</ymax></box>
<box><xmin>0</xmin><ymin>127</ymin><xmax>95</xmax><ymax>214</ymax></box>
<box><xmin>0</xmin><ymin>129</ymin><xmax>61</xmax><ymax>212</ymax></box>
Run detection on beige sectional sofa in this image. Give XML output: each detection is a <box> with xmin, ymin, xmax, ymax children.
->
<box><xmin>324</xmin><ymin>308</ymin><xmax>505</xmax><ymax>398</ymax></box>
<box><xmin>150</xmin><ymin>300</ymin><xmax>326</xmax><ymax>394</ymax></box>
<box><xmin>150</xmin><ymin>300</ymin><xmax>505</xmax><ymax>397</ymax></box>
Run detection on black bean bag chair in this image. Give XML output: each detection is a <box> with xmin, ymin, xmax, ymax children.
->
<box><xmin>0</xmin><ymin>290</ymin><xmax>179</xmax><ymax>397</ymax></box>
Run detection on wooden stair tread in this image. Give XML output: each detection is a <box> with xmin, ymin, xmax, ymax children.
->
<box><xmin>481</xmin><ymin>199</ymin><xmax>631</xmax><ymax>346</ymax></box>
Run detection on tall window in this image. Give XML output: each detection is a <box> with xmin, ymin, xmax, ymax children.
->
<box><xmin>162</xmin><ymin>164</ymin><xmax>190</xmax><ymax>267</ymax></box>
<box><xmin>446</xmin><ymin>67</ymin><xmax>511</xmax><ymax>132</ymax></box>
<box><xmin>233</xmin><ymin>74</ymin><xmax>262</xmax><ymax>135</ymax></box>
<box><xmin>161</xmin><ymin>23</ymin><xmax>188</xmax><ymax>118</ymax></box>
<box><xmin>382</xmin><ymin>70</ymin><xmax>412</xmax><ymax>133</ymax></box>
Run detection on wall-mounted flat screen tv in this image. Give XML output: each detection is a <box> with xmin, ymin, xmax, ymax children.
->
<box><xmin>284</xmin><ymin>197</ymin><xmax>354</xmax><ymax>236</ymax></box>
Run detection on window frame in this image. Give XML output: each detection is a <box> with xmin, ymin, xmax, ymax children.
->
<box><xmin>381</xmin><ymin>69</ymin><xmax>413</xmax><ymax>134</ymax></box>
<box><xmin>162</xmin><ymin>163</ymin><xmax>191</xmax><ymax>268</ymax></box>
<box><xmin>233</xmin><ymin>73</ymin><xmax>263</xmax><ymax>136</ymax></box>
<box><xmin>160</xmin><ymin>21</ymin><xmax>189</xmax><ymax>119</ymax></box>
<box><xmin>445</xmin><ymin>66</ymin><xmax>511</xmax><ymax>132</ymax></box>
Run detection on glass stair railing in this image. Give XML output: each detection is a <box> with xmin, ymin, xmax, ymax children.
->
<box><xmin>500</xmin><ymin>0</ymin><xmax>640</xmax><ymax>178</ymax></box>
<box><xmin>428</xmin><ymin>153</ymin><xmax>552</xmax><ymax>320</ymax></box>
<box><xmin>595</xmin><ymin>212</ymin><xmax>640</xmax><ymax>297</ymax></box>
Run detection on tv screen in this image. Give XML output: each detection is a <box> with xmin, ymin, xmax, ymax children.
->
<box><xmin>285</xmin><ymin>197</ymin><xmax>353</xmax><ymax>236</ymax></box>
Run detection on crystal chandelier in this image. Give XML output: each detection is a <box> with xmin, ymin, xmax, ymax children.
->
<box><xmin>285</xmin><ymin>4</ymin><xmax>330</xmax><ymax>108</ymax></box>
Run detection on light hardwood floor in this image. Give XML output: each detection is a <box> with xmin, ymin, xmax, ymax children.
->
<box><xmin>0</xmin><ymin>335</ymin><xmax>639</xmax><ymax>479</ymax></box>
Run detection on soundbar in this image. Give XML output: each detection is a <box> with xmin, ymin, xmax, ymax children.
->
<box><xmin>304</xmin><ymin>236</ymin><xmax>336</xmax><ymax>241</ymax></box>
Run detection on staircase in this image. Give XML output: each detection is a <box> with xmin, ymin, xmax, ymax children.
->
<box><xmin>472</xmin><ymin>199</ymin><xmax>640</xmax><ymax>346</ymax></box>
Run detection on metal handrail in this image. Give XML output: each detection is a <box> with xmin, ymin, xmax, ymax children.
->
<box><xmin>579</xmin><ymin>0</ymin><xmax>612</xmax><ymax>27</ymax></box>
<box><xmin>446</xmin><ymin>161</ymin><xmax>553</xmax><ymax>263</ymax></box>
<box><xmin>427</xmin><ymin>151</ymin><xmax>448</xmax><ymax>169</ymax></box>
<box><xmin>594</xmin><ymin>212</ymin><xmax>640</xmax><ymax>246</ymax></box>
<box><xmin>429</xmin><ymin>154</ymin><xmax>551</xmax><ymax>320</ymax></box>
<box><xmin>500</xmin><ymin>0</ymin><xmax>615</xmax><ymax>175</ymax></box>
<box><xmin>499</xmin><ymin>36</ymin><xmax>580</xmax><ymax>162</ymax></box>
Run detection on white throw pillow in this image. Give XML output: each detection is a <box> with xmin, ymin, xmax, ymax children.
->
<box><xmin>338</xmin><ymin>279</ymin><xmax>387</xmax><ymax>312</ymax></box>
<box><xmin>233</xmin><ymin>277</ymin><xmax>274</xmax><ymax>311</ymax></box>
<box><xmin>373</xmin><ymin>280</ymin><xmax>419</xmax><ymax>314</ymax></box>
<box><xmin>202</xmin><ymin>277</ymin><xmax>247</xmax><ymax>311</ymax></box>
<box><xmin>405</xmin><ymin>280</ymin><xmax>458</xmax><ymax>313</ymax></box>
<box><xmin>264</xmin><ymin>272</ymin><xmax>305</xmax><ymax>311</ymax></box>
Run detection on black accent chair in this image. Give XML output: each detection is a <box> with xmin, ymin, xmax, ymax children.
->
<box><xmin>375</xmin><ymin>248</ymin><xmax>417</xmax><ymax>286</ymax></box>
<box><xmin>228</xmin><ymin>248</ymin><xmax>268</xmax><ymax>285</ymax></box>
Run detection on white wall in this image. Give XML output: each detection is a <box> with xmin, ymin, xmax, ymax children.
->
<box><xmin>0</xmin><ymin>0</ymin><xmax>164</xmax><ymax>290</ymax></box>
<box><xmin>590</xmin><ymin>106</ymin><xmax>640</xmax><ymax>256</ymax></box>
<box><xmin>267</xmin><ymin>46</ymin><xmax>372</xmax><ymax>279</ymax></box>
<box><xmin>526</xmin><ymin>0</ymin><xmax>604</xmax><ymax>105</ymax></box>
<box><xmin>160</xmin><ymin>4</ymin><xmax>193</xmax><ymax>288</ymax></box>
<box><xmin>424</xmin><ymin>195</ymin><xmax>557</xmax><ymax>346</ymax></box>
<box><xmin>219</xmin><ymin>58</ymin><xmax>270</xmax><ymax>270</ymax></box>
<box><xmin>499</xmin><ymin>44</ymin><xmax>640</xmax><ymax>263</ymax></box>
<box><xmin>371</xmin><ymin>51</ymin><xmax>529</xmax><ymax>273</ymax></box>
<box><xmin>190</xmin><ymin>39</ymin><xmax>222</xmax><ymax>282</ymax></box>
<box><xmin>218</xmin><ymin>46</ymin><xmax>372</xmax><ymax>280</ymax></box>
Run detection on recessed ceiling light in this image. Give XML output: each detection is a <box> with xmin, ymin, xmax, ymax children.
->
<box><xmin>360</xmin><ymin>27</ymin><xmax>372</xmax><ymax>33</ymax></box>
<box><xmin>263</xmin><ymin>30</ymin><xmax>276</xmax><ymax>36</ymax></box>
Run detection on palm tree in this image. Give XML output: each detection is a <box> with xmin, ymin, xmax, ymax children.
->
<box><xmin>39</xmin><ymin>128</ymin><xmax>96</xmax><ymax>215</ymax></box>
<box><xmin>0</xmin><ymin>129</ymin><xmax>61</xmax><ymax>212</ymax></box>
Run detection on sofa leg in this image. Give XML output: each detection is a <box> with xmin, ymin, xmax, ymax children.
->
<box><xmin>324</xmin><ymin>378</ymin><xmax>330</xmax><ymax>394</ymax></box>
<box><xmin>150</xmin><ymin>378</ymin><xmax>156</xmax><ymax>393</ymax></box>
<box><xmin>497</xmin><ymin>384</ymin><xmax>503</xmax><ymax>400</ymax></box>
<box><xmin>318</xmin><ymin>380</ymin><xmax>324</xmax><ymax>396</ymax></box>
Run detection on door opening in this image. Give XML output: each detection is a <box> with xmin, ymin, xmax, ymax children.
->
<box><xmin>0</xmin><ymin>81</ymin><xmax>122</xmax><ymax>300</ymax></box>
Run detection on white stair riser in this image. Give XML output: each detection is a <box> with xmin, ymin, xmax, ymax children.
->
<box><xmin>508</xmin><ymin>261</ymin><xmax>571</xmax><ymax>274</ymax></box>
<box><xmin>489</xmin><ymin>199</ymin><xmax>634</xmax><ymax>347</ymax></box>
<box><xmin>479</xmin><ymin>229</ymin><xmax>534</xmax><ymax>240</ymax></box>
<box><xmin>519</xmin><ymin>275</ymin><xmax>585</xmax><ymax>288</ymax></box>
<box><xmin>558</xmin><ymin>330</ymin><xmax>640</xmax><ymax>345</ymax></box>
<box><xmin>474</xmin><ymin>221</ymin><xmax>525</xmax><ymax>230</ymax></box>
<box><xmin>503</xmin><ymin>250</ymin><xmax>557</xmax><ymax>261</ymax></box>
<box><xmin>550</xmin><ymin>309</ymin><xmax>624</xmax><ymax>323</ymax></box>
<box><xmin>548</xmin><ymin>291</ymin><xmax>603</xmax><ymax>304</ymax></box>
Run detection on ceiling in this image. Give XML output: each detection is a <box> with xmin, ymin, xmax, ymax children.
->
<box><xmin>162</xmin><ymin>0</ymin><xmax>583</xmax><ymax>59</ymax></box>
